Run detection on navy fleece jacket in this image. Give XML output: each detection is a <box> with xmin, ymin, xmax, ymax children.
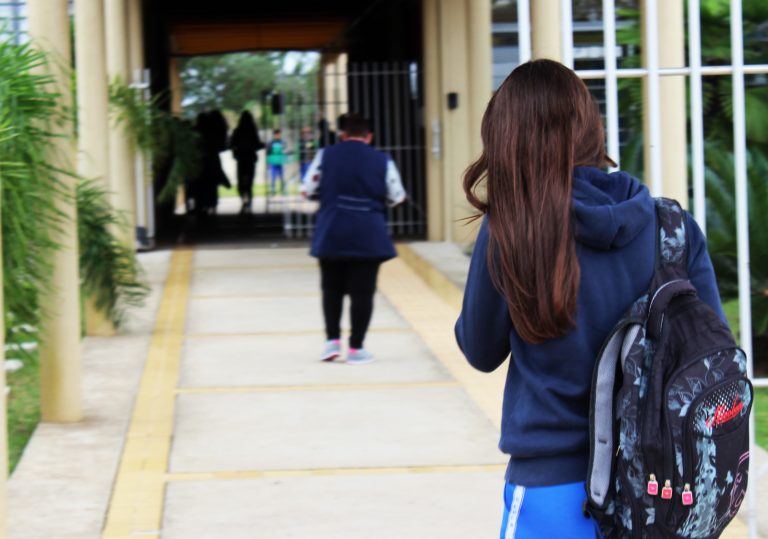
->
<box><xmin>454</xmin><ymin>166</ymin><xmax>725</xmax><ymax>487</ymax></box>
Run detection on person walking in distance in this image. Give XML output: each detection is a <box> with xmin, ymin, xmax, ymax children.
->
<box><xmin>298</xmin><ymin>126</ymin><xmax>317</xmax><ymax>182</ymax></box>
<box><xmin>229</xmin><ymin>110</ymin><xmax>264</xmax><ymax>213</ymax></box>
<box><xmin>455</xmin><ymin>60</ymin><xmax>725</xmax><ymax>538</ymax></box>
<box><xmin>302</xmin><ymin>113</ymin><xmax>406</xmax><ymax>364</ymax></box>
<box><xmin>266</xmin><ymin>129</ymin><xmax>286</xmax><ymax>195</ymax></box>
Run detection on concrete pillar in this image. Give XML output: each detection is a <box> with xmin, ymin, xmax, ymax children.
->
<box><xmin>0</xmin><ymin>202</ymin><xmax>8</xmax><ymax>539</ymax></box>
<box><xmin>128</xmin><ymin>0</ymin><xmax>151</xmax><ymax>247</ymax></box>
<box><xmin>169</xmin><ymin>57</ymin><xmax>183</xmax><ymax>116</ymax></box>
<box><xmin>28</xmin><ymin>0</ymin><xmax>83</xmax><ymax>423</ymax></box>
<box><xmin>321</xmin><ymin>54</ymin><xmax>341</xmax><ymax>130</ymax></box>
<box><xmin>336</xmin><ymin>53</ymin><xmax>349</xmax><ymax>117</ymax></box>
<box><xmin>642</xmin><ymin>0</ymin><xmax>688</xmax><ymax>206</ymax></box>
<box><xmin>76</xmin><ymin>0</ymin><xmax>116</xmax><ymax>337</ymax></box>
<box><xmin>422</xmin><ymin>0</ymin><xmax>444</xmax><ymax>241</ymax></box>
<box><xmin>438</xmin><ymin>0</ymin><xmax>474</xmax><ymax>242</ymax></box>
<box><xmin>466</xmin><ymin>0</ymin><xmax>492</xmax><ymax>160</ymax></box>
<box><xmin>531</xmin><ymin>0</ymin><xmax>563</xmax><ymax>61</ymax></box>
<box><xmin>169</xmin><ymin>58</ymin><xmax>186</xmax><ymax>213</ymax></box>
<box><xmin>128</xmin><ymin>0</ymin><xmax>145</xmax><ymax>81</ymax></box>
<box><xmin>105</xmin><ymin>0</ymin><xmax>137</xmax><ymax>246</ymax></box>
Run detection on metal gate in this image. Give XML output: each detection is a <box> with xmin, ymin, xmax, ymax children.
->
<box><xmin>276</xmin><ymin>61</ymin><xmax>427</xmax><ymax>240</ymax></box>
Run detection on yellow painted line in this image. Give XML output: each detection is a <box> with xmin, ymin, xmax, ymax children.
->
<box><xmin>396</xmin><ymin>244</ymin><xmax>465</xmax><ymax>309</ymax></box>
<box><xmin>102</xmin><ymin>250</ymin><xmax>193</xmax><ymax>539</ymax></box>
<box><xmin>165</xmin><ymin>463</ymin><xmax>507</xmax><ymax>482</ymax></box>
<box><xmin>191</xmin><ymin>292</ymin><xmax>320</xmax><ymax>300</ymax></box>
<box><xmin>175</xmin><ymin>380</ymin><xmax>460</xmax><ymax>395</ymax></box>
<box><xmin>194</xmin><ymin>263</ymin><xmax>315</xmax><ymax>271</ymax></box>
<box><xmin>378</xmin><ymin>246</ymin><xmax>506</xmax><ymax>429</ymax></box>
<box><xmin>185</xmin><ymin>327</ymin><xmax>414</xmax><ymax>339</ymax></box>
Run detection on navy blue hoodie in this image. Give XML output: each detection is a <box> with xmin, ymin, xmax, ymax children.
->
<box><xmin>454</xmin><ymin>166</ymin><xmax>725</xmax><ymax>487</ymax></box>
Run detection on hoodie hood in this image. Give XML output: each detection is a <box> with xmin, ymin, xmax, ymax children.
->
<box><xmin>572</xmin><ymin>166</ymin><xmax>654</xmax><ymax>250</ymax></box>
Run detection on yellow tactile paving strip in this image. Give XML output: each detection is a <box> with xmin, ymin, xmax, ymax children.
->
<box><xmin>194</xmin><ymin>263</ymin><xmax>315</xmax><ymax>271</ymax></box>
<box><xmin>164</xmin><ymin>463</ymin><xmax>507</xmax><ymax>482</ymax></box>
<box><xmin>378</xmin><ymin>250</ymin><xmax>506</xmax><ymax>429</ymax></box>
<box><xmin>102</xmin><ymin>250</ymin><xmax>193</xmax><ymax>539</ymax></box>
<box><xmin>175</xmin><ymin>381</ymin><xmax>460</xmax><ymax>395</ymax></box>
<box><xmin>184</xmin><ymin>327</ymin><xmax>414</xmax><ymax>339</ymax></box>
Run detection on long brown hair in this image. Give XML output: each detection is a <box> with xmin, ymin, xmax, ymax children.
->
<box><xmin>463</xmin><ymin>59</ymin><xmax>614</xmax><ymax>344</ymax></box>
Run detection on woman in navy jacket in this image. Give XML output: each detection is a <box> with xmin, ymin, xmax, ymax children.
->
<box><xmin>455</xmin><ymin>60</ymin><xmax>724</xmax><ymax>538</ymax></box>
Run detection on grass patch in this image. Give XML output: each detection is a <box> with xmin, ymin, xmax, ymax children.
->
<box><xmin>723</xmin><ymin>300</ymin><xmax>766</xmax><ymax>448</ymax></box>
<box><xmin>5</xmin><ymin>348</ymin><xmax>40</xmax><ymax>473</ymax></box>
<box><xmin>756</xmin><ymin>388</ymin><xmax>767</xmax><ymax>449</ymax></box>
<box><xmin>723</xmin><ymin>299</ymin><xmax>740</xmax><ymax>337</ymax></box>
<box><xmin>218</xmin><ymin>182</ymin><xmax>301</xmax><ymax>198</ymax></box>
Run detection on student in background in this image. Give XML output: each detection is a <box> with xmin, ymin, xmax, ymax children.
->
<box><xmin>229</xmin><ymin>110</ymin><xmax>264</xmax><ymax>213</ymax></box>
<box><xmin>298</xmin><ymin>126</ymin><xmax>317</xmax><ymax>182</ymax></box>
<box><xmin>301</xmin><ymin>113</ymin><xmax>406</xmax><ymax>365</ymax></box>
<box><xmin>266</xmin><ymin>129</ymin><xmax>286</xmax><ymax>195</ymax></box>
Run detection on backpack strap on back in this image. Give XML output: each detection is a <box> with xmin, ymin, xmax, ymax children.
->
<box><xmin>647</xmin><ymin>198</ymin><xmax>696</xmax><ymax>339</ymax></box>
<box><xmin>652</xmin><ymin>198</ymin><xmax>689</xmax><ymax>284</ymax></box>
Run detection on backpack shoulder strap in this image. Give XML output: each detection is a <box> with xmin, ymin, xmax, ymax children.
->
<box><xmin>652</xmin><ymin>197</ymin><xmax>689</xmax><ymax>284</ymax></box>
<box><xmin>647</xmin><ymin>198</ymin><xmax>696</xmax><ymax>338</ymax></box>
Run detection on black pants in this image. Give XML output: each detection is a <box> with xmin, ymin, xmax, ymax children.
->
<box><xmin>236</xmin><ymin>158</ymin><xmax>256</xmax><ymax>202</ymax></box>
<box><xmin>320</xmin><ymin>258</ymin><xmax>382</xmax><ymax>349</ymax></box>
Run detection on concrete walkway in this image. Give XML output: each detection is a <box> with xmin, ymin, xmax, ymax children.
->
<box><xmin>7</xmin><ymin>243</ymin><xmax>765</xmax><ymax>538</ymax></box>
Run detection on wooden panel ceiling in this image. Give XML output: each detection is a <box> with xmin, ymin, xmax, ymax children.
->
<box><xmin>169</xmin><ymin>19</ymin><xmax>349</xmax><ymax>56</ymax></box>
<box><xmin>171</xmin><ymin>19</ymin><xmax>347</xmax><ymax>56</ymax></box>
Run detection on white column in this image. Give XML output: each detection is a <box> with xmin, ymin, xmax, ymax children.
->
<box><xmin>423</xmin><ymin>0</ymin><xmax>443</xmax><ymax>240</ymax></box>
<box><xmin>0</xmin><ymin>194</ymin><xmax>8</xmax><ymax>539</ymax></box>
<box><xmin>128</xmin><ymin>0</ymin><xmax>150</xmax><ymax>248</ymax></box>
<box><xmin>466</xmin><ymin>0</ymin><xmax>492</xmax><ymax>161</ymax></box>
<box><xmin>28</xmin><ymin>0</ymin><xmax>83</xmax><ymax>423</ymax></box>
<box><xmin>105</xmin><ymin>0</ymin><xmax>137</xmax><ymax>246</ymax></box>
<box><xmin>642</xmin><ymin>0</ymin><xmax>687</xmax><ymax>204</ymax></box>
<box><xmin>531</xmin><ymin>0</ymin><xmax>563</xmax><ymax>61</ymax></box>
<box><xmin>76</xmin><ymin>0</ymin><xmax>116</xmax><ymax>336</ymax></box>
<box><xmin>439</xmin><ymin>0</ymin><xmax>474</xmax><ymax>242</ymax></box>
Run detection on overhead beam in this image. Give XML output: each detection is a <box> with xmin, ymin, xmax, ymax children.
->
<box><xmin>170</xmin><ymin>20</ymin><xmax>349</xmax><ymax>56</ymax></box>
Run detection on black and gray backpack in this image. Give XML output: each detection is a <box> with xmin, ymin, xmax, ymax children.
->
<box><xmin>585</xmin><ymin>198</ymin><xmax>753</xmax><ymax>539</ymax></box>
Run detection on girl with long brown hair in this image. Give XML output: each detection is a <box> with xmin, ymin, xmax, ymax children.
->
<box><xmin>455</xmin><ymin>60</ymin><xmax>724</xmax><ymax>537</ymax></box>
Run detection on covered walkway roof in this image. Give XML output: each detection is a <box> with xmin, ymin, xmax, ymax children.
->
<box><xmin>153</xmin><ymin>0</ymin><xmax>403</xmax><ymax>55</ymax></box>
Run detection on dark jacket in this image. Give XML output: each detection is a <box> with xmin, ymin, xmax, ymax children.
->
<box><xmin>310</xmin><ymin>141</ymin><xmax>397</xmax><ymax>259</ymax></box>
<box><xmin>455</xmin><ymin>166</ymin><xmax>725</xmax><ymax>487</ymax></box>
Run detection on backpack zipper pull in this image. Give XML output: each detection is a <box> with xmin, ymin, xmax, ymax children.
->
<box><xmin>682</xmin><ymin>483</ymin><xmax>694</xmax><ymax>506</ymax></box>
<box><xmin>661</xmin><ymin>479</ymin><xmax>673</xmax><ymax>500</ymax></box>
<box><xmin>647</xmin><ymin>474</ymin><xmax>659</xmax><ymax>496</ymax></box>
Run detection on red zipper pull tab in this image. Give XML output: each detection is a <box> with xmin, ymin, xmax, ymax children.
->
<box><xmin>661</xmin><ymin>479</ymin><xmax>673</xmax><ymax>500</ymax></box>
<box><xmin>647</xmin><ymin>474</ymin><xmax>659</xmax><ymax>496</ymax></box>
<box><xmin>682</xmin><ymin>483</ymin><xmax>694</xmax><ymax>506</ymax></box>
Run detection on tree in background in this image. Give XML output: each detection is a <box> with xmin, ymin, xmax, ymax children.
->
<box><xmin>179</xmin><ymin>51</ymin><xmax>320</xmax><ymax>125</ymax></box>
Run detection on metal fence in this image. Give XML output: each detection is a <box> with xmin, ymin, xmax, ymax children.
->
<box><xmin>0</xmin><ymin>1</ymin><xmax>26</xmax><ymax>44</ymax></box>
<box><xmin>279</xmin><ymin>61</ymin><xmax>427</xmax><ymax>240</ymax></box>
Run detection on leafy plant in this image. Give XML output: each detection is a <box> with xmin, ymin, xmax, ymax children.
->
<box><xmin>0</xmin><ymin>38</ymin><xmax>68</xmax><ymax>348</ymax></box>
<box><xmin>1</xmin><ymin>37</ymin><xmax>150</xmax><ymax>341</ymax></box>
<box><xmin>704</xmin><ymin>144</ymin><xmax>768</xmax><ymax>335</ymax></box>
<box><xmin>109</xmin><ymin>79</ymin><xmax>201</xmax><ymax>202</ymax></box>
<box><xmin>77</xmin><ymin>179</ymin><xmax>148</xmax><ymax>325</ymax></box>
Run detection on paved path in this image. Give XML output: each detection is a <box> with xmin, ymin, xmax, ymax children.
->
<box><xmin>7</xmin><ymin>245</ymin><xmax>762</xmax><ymax>538</ymax></box>
<box><xmin>103</xmin><ymin>247</ymin><xmax>508</xmax><ymax>538</ymax></box>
